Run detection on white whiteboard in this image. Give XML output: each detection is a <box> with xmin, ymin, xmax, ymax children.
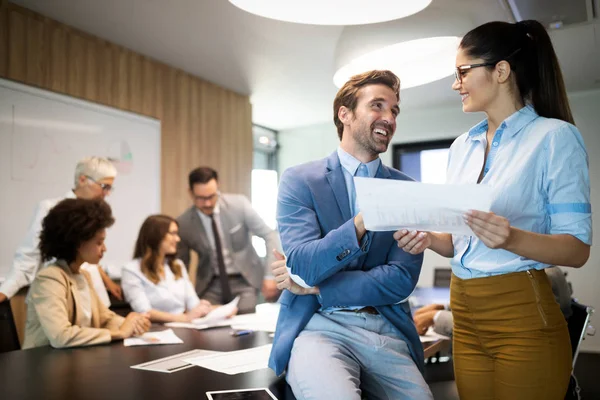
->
<box><xmin>0</xmin><ymin>78</ymin><xmax>161</xmax><ymax>278</ymax></box>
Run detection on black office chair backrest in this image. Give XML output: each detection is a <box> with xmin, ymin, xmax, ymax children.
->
<box><xmin>0</xmin><ymin>300</ymin><xmax>21</xmax><ymax>353</ymax></box>
<box><xmin>433</xmin><ymin>268</ymin><xmax>452</xmax><ymax>288</ymax></box>
<box><xmin>567</xmin><ymin>299</ymin><xmax>593</xmax><ymax>367</ymax></box>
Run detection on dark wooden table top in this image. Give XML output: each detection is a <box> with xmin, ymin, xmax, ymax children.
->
<box><xmin>0</xmin><ymin>326</ymin><xmax>290</xmax><ymax>400</ymax></box>
<box><xmin>0</xmin><ymin>323</ymin><xmax>449</xmax><ymax>400</ymax></box>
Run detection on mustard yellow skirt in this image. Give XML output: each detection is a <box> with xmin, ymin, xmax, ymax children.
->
<box><xmin>451</xmin><ymin>269</ymin><xmax>572</xmax><ymax>400</ymax></box>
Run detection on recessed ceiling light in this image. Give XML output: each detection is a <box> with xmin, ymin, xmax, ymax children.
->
<box><xmin>333</xmin><ymin>36</ymin><xmax>461</xmax><ymax>89</ymax></box>
<box><xmin>228</xmin><ymin>0</ymin><xmax>432</xmax><ymax>25</ymax></box>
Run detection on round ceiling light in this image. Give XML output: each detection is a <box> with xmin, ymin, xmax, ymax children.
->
<box><xmin>333</xmin><ymin>36</ymin><xmax>461</xmax><ymax>89</ymax></box>
<box><xmin>228</xmin><ymin>0</ymin><xmax>432</xmax><ymax>25</ymax></box>
<box><xmin>332</xmin><ymin>9</ymin><xmax>470</xmax><ymax>89</ymax></box>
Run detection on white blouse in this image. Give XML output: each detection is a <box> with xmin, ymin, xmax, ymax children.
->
<box><xmin>121</xmin><ymin>259</ymin><xmax>200</xmax><ymax>314</ymax></box>
<box><xmin>72</xmin><ymin>271</ymin><xmax>92</xmax><ymax>327</ymax></box>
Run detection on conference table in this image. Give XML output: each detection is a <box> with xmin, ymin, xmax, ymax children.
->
<box><xmin>0</xmin><ymin>322</ymin><xmax>447</xmax><ymax>400</ymax></box>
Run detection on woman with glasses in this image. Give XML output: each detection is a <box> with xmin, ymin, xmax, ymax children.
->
<box><xmin>395</xmin><ymin>20</ymin><xmax>590</xmax><ymax>399</ymax></box>
<box><xmin>121</xmin><ymin>215</ymin><xmax>214</xmax><ymax>322</ymax></box>
<box><xmin>0</xmin><ymin>156</ymin><xmax>122</xmax><ymax>307</ymax></box>
<box><xmin>23</xmin><ymin>198</ymin><xmax>150</xmax><ymax>349</ymax></box>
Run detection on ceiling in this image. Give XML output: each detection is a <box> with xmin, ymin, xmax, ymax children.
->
<box><xmin>10</xmin><ymin>0</ymin><xmax>600</xmax><ymax>131</ymax></box>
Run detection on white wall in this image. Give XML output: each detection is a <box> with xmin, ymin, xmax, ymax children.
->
<box><xmin>279</xmin><ymin>89</ymin><xmax>600</xmax><ymax>352</ymax></box>
<box><xmin>566</xmin><ymin>89</ymin><xmax>600</xmax><ymax>352</ymax></box>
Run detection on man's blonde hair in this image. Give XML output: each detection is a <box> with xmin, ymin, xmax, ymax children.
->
<box><xmin>74</xmin><ymin>156</ymin><xmax>117</xmax><ymax>187</ymax></box>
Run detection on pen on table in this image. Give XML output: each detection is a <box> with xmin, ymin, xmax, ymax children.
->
<box><xmin>230</xmin><ymin>329</ymin><xmax>253</xmax><ymax>337</ymax></box>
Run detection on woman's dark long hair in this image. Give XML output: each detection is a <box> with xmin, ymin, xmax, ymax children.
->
<box><xmin>460</xmin><ymin>20</ymin><xmax>574</xmax><ymax>124</ymax></box>
<box><xmin>133</xmin><ymin>215</ymin><xmax>182</xmax><ymax>284</ymax></box>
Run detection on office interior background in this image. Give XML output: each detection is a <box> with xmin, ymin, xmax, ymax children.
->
<box><xmin>1</xmin><ymin>0</ymin><xmax>599</xmax><ymax>357</ymax></box>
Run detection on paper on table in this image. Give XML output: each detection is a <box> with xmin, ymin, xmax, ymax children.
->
<box><xmin>164</xmin><ymin>296</ymin><xmax>240</xmax><ymax>330</ymax></box>
<box><xmin>229</xmin><ymin>303</ymin><xmax>279</xmax><ymax>333</ymax></box>
<box><xmin>419</xmin><ymin>327</ymin><xmax>451</xmax><ymax>343</ymax></box>
<box><xmin>355</xmin><ymin>177</ymin><xmax>493</xmax><ymax>236</ymax></box>
<box><xmin>131</xmin><ymin>349</ymin><xmax>222</xmax><ymax>373</ymax></box>
<box><xmin>184</xmin><ymin>344</ymin><xmax>272</xmax><ymax>375</ymax></box>
<box><xmin>229</xmin><ymin>315</ymin><xmax>277</xmax><ymax>333</ymax></box>
<box><xmin>192</xmin><ymin>296</ymin><xmax>240</xmax><ymax>324</ymax></box>
<box><xmin>165</xmin><ymin>319</ymin><xmax>232</xmax><ymax>330</ymax></box>
<box><xmin>124</xmin><ymin>328</ymin><xmax>183</xmax><ymax>347</ymax></box>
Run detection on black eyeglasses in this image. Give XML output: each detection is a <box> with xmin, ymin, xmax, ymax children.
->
<box><xmin>86</xmin><ymin>175</ymin><xmax>114</xmax><ymax>193</ymax></box>
<box><xmin>193</xmin><ymin>192</ymin><xmax>219</xmax><ymax>202</ymax></box>
<box><xmin>454</xmin><ymin>62</ymin><xmax>497</xmax><ymax>83</ymax></box>
<box><xmin>455</xmin><ymin>48</ymin><xmax>522</xmax><ymax>83</ymax></box>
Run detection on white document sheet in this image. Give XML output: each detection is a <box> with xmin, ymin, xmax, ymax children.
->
<box><xmin>164</xmin><ymin>296</ymin><xmax>240</xmax><ymax>330</ymax></box>
<box><xmin>355</xmin><ymin>178</ymin><xmax>493</xmax><ymax>236</ymax></box>
<box><xmin>130</xmin><ymin>349</ymin><xmax>222</xmax><ymax>373</ymax></box>
<box><xmin>229</xmin><ymin>303</ymin><xmax>279</xmax><ymax>333</ymax></box>
<box><xmin>124</xmin><ymin>328</ymin><xmax>184</xmax><ymax>347</ymax></box>
<box><xmin>419</xmin><ymin>327</ymin><xmax>451</xmax><ymax>343</ymax></box>
<box><xmin>193</xmin><ymin>296</ymin><xmax>240</xmax><ymax>324</ymax></box>
<box><xmin>165</xmin><ymin>319</ymin><xmax>233</xmax><ymax>330</ymax></box>
<box><xmin>184</xmin><ymin>344</ymin><xmax>272</xmax><ymax>375</ymax></box>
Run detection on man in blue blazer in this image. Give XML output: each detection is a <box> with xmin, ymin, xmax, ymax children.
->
<box><xmin>268</xmin><ymin>70</ymin><xmax>432</xmax><ymax>399</ymax></box>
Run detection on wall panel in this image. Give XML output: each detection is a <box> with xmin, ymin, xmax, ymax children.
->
<box><xmin>0</xmin><ymin>0</ymin><xmax>253</xmax><ymax>216</ymax></box>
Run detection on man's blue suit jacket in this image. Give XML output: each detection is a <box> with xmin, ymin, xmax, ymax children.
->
<box><xmin>268</xmin><ymin>151</ymin><xmax>425</xmax><ymax>376</ymax></box>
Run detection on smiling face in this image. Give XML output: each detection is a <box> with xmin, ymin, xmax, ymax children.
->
<box><xmin>76</xmin><ymin>229</ymin><xmax>107</xmax><ymax>266</ymax></box>
<box><xmin>340</xmin><ymin>83</ymin><xmax>399</xmax><ymax>158</ymax></box>
<box><xmin>160</xmin><ymin>221</ymin><xmax>180</xmax><ymax>256</ymax></box>
<box><xmin>452</xmin><ymin>47</ymin><xmax>499</xmax><ymax>114</ymax></box>
<box><xmin>75</xmin><ymin>174</ymin><xmax>115</xmax><ymax>200</ymax></box>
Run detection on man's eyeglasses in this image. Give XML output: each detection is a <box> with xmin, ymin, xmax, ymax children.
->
<box><xmin>454</xmin><ymin>62</ymin><xmax>497</xmax><ymax>83</ymax></box>
<box><xmin>193</xmin><ymin>192</ymin><xmax>219</xmax><ymax>202</ymax></box>
<box><xmin>86</xmin><ymin>176</ymin><xmax>114</xmax><ymax>193</ymax></box>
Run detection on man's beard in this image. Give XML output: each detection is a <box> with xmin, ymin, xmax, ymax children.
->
<box><xmin>353</xmin><ymin>122</ymin><xmax>390</xmax><ymax>155</ymax></box>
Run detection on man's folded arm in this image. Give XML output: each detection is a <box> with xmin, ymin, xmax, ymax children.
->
<box><xmin>277</xmin><ymin>172</ymin><xmax>366</xmax><ymax>287</ymax></box>
<box><xmin>318</xmin><ymin>245</ymin><xmax>423</xmax><ymax>307</ymax></box>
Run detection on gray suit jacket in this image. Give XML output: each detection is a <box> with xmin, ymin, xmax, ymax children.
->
<box><xmin>176</xmin><ymin>194</ymin><xmax>281</xmax><ymax>294</ymax></box>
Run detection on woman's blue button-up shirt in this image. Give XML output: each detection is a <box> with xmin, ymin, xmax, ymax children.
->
<box><xmin>447</xmin><ymin>105</ymin><xmax>592</xmax><ymax>279</ymax></box>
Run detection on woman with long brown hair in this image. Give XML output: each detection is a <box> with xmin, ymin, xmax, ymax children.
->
<box><xmin>395</xmin><ymin>20</ymin><xmax>591</xmax><ymax>399</ymax></box>
<box><xmin>122</xmin><ymin>215</ymin><xmax>212</xmax><ymax>322</ymax></box>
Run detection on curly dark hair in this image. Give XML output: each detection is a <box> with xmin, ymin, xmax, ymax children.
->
<box><xmin>39</xmin><ymin>198</ymin><xmax>115</xmax><ymax>264</ymax></box>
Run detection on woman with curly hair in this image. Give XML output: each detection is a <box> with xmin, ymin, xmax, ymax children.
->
<box><xmin>121</xmin><ymin>215</ymin><xmax>214</xmax><ymax>323</ymax></box>
<box><xmin>23</xmin><ymin>198</ymin><xmax>150</xmax><ymax>349</ymax></box>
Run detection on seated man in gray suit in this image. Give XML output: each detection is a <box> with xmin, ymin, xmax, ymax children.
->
<box><xmin>414</xmin><ymin>266</ymin><xmax>573</xmax><ymax>337</ymax></box>
<box><xmin>176</xmin><ymin>167</ymin><xmax>281</xmax><ymax>313</ymax></box>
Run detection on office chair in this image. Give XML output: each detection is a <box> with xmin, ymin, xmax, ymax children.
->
<box><xmin>433</xmin><ymin>268</ymin><xmax>452</xmax><ymax>288</ymax></box>
<box><xmin>0</xmin><ymin>300</ymin><xmax>21</xmax><ymax>353</ymax></box>
<box><xmin>564</xmin><ymin>299</ymin><xmax>595</xmax><ymax>400</ymax></box>
<box><xmin>568</xmin><ymin>300</ymin><xmax>595</xmax><ymax>367</ymax></box>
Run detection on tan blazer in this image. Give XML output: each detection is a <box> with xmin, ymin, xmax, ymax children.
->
<box><xmin>22</xmin><ymin>261</ymin><xmax>125</xmax><ymax>349</ymax></box>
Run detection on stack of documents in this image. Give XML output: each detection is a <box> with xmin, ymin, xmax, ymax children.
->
<box><xmin>355</xmin><ymin>178</ymin><xmax>493</xmax><ymax>236</ymax></box>
<box><xmin>184</xmin><ymin>344</ymin><xmax>272</xmax><ymax>375</ymax></box>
